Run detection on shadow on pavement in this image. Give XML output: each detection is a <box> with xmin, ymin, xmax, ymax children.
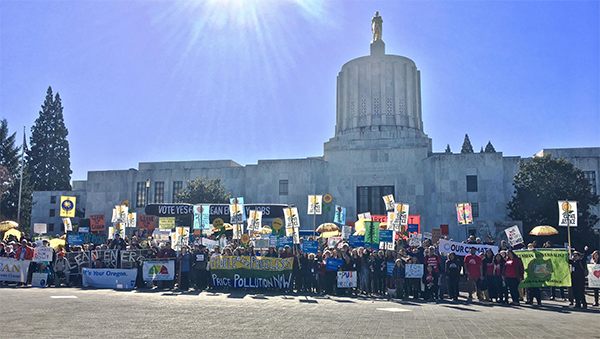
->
<box><xmin>441</xmin><ymin>305</ymin><xmax>480</xmax><ymax>312</ymax></box>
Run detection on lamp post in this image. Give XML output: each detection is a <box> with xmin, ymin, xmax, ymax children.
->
<box><xmin>145</xmin><ymin>179</ymin><xmax>151</xmax><ymax>207</ymax></box>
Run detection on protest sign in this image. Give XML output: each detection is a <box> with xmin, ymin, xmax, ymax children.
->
<box><xmin>379</xmin><ymin>230</ymin><xmax>393</xmax><ymax>243</ymax></box>
<box><xmin>348</xmin><ymin>235</ymin><xmax>365</xmax><ymax>248</ymax></box>
<box><xmin>363</xmin><ymin>221</ymin><xmax>379</xmax><ymax>247</ymax></box>
<box><xmin>394</xmin><ymin>203</ymin><xmax>409</xmax><ymax>228</ymax></box>
<box><xmin>229</xmin><ymin>202</ymin><xmax>245</xmax><ymax>224</ymax></box>
<box><xmin>159</xmin><ymin>217</ymin><xmax>175</xmax><ymax>230</ymax></box>
<box><xmin>193</xmin><ymin>204</ymin><xmax>211</xmax><ymax>230</ymax></box>
<box><xmin>82</xmin><ymin>268</ymin><xmax>137</xmax><ymax>289</ymax></box>
<box><xmin>408</xmin><ymin>233</ymin><xmax>422</xmax><ymax>247</ymax></box>
<box><xmin>31</xmin><ymin>273</ymin><xmax>48</xmax><ymax>287</ymax></box>
<box><xmin>89</xmin><ymin>215</ymin><xmax>105</xmax><ymax>232</ymax></box>
<box><xmin>358</xmin><ymin>212</ymin><xmax>371</xmax><ymax>221</ymax></box>
<box><xmin>382</xmin><ymin>194</ymin><xmax>395</xmax><ymax>211</ymax></box>
<box><xmin>79</xmin><ymin>226</ymin><xmax>89</xmax><ymax>233</ymax></box>
<box><xmin>386</xmin><ymin>262</ymin><xmax>395</xmax><ymax>276</ymax></box>
<box><xmin>143</xmin><ymin>260</ymin><xmax>175</xmax><ymax>281</ymax></box>
<box><xmin>438</xmin><ymin>239</ymin><xmax>498</xmax><ymax>256</ymax></box>
<box><xmin>326</xmin><ymin>258</ymin><xmax>344</xmax><ymax>271</ymax></box>
<box><xmin>285</xmin><ymin>225</ymin><xmax>300</xmax><ymax>244</ymax></box>
<box><xmin>405</xmin><ymin>264</ymin><xmax>424</xmax><ymax>278</ymax></box>
<box><xmin>253</xmin><ymin>238</ymin><xmax>270</xmax><ymax>250</ymax></box>
<box><xmin>423</xmin><ymin>232</ymin><xmax>432</xmax><ymax>240</ymax></box>
<box><xmin>307</xmin><ymin>195</ymin><xmax>323</xmax><ymax>215</ymax></box>
<box><xmin>327</xmin><ymin>236</ymin><xmax>342</xmax><ymax>248</ymax></box>
<box><xmin>33</xmin><ymin>246</ymin><xmax>53</xmax><ymax>262</ymax></box>
<box><xmin>276</xmin><ymin>236</ymin><xmax>293</xmax><ymax>249</ymax></box>
<box><xmin>60</xmin><ymin>196</ymin><xmax>76</xmax><ymax>218</ymax></box>
<box><xmin>283</xmin><ymin>207</ymin><xmax>301</xmax><ymax>229</ymax></box>
<box><xmin>33</xmin><ymin>223</ymin><xmax>47</xmax><ymax>234</ymax></box>
<box><xmin>558</xmin><ymin>201</ymin><xmax>577</xmax><ymax>227</ymax></box>
<box><xmin>337</xmin><ymin>271</ymin><xmax>357</xmax><ymax>288</ymax></box>
<box><xmin>66</xmin><ymin>232</ymin><xmax>85</xmax><ymax>246</ymax></box>
<box><xmin>515</xmin><ymin>249</ymin><xmax>571</xmax><ymax>288</ymax></box>
<box><xmin>247</xmin><ymin>210</ymin><xmax>262</xmax><ymax>231</ymax></box>
<box><xmin>588</xmin><ymin>264</ymin><xmax>600</xmax><ymax>288</ymax></box>
<box><xmin>301</xmin><ymin>240</ymin><xmax>318</xmax><ymax>254</ymax></box>
<box><xmin>341</xmin><ymin>226</ymin><xmax>352</xmax><ymax>240</ymax></box>
<box><xmin>0</xmin><ymin>258</ymin><xmax>30</xmax><ymax>282</ymax></box>
<box><xmin>209</xmin><ymin>256</ymin><xmax>293</xmax><ymax>289</ymax></box>
<box><xmin>198</xmin><ymin>238</ymin><xmax>219</xmax><ymax>250</ymax></box>
<box><xmin>63</xmin><ymin>218</ymin><xmax>72</xmax><ymax>232</ymax></box>
<box><xmin>334</xmin><ymin>205</ymin><xmax>346</xmax><ymax>225</ymax></box>
<box><xmin>456</xmin><ymin>203</ymin><xmax>473</xmax><ymax>225</ymax></box>
<box><xmin>126</xmin><ymin>213</ymin><xmax>137</xmax><ymax>228</ymax></box>
<box><xmin>137</xmin><ymin>214</ymin><xmax>157</xmax><ymax>230</ymax></box>
<box><xmin>504</xmin><ymin>225</ymin><xmax>524</xmax><ymax>246</ymax></box>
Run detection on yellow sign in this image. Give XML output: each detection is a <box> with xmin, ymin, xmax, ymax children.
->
<box><xmin>323</xmin><ymin>193</ymin><xmax>333</xmax><ymax>204</ymax></box>
<box><xmin>159</xmin><ymin>217</ymin><xmax>175</xmax><ymax>230</ymax></box>
<box><xmin>213</xmin><ymin>218</ymin><xmax>224</xmax><ymax>230</ymax></box>
<box><xmin>60</xmin><ymin>196</ymin><xmax>76</xmax><ymax>218</ymax></box>
<box><xmin>272</xmin><ymin>218</ymin><xmax>283</xmax><ymax>231</ymax></box>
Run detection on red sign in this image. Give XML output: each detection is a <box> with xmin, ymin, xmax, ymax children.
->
<box><xmin>440</xmin><ymin>224</ymin><xmax>449</xmax><ymax>235</ymax></box>
<box><xmin>89</xmin><ymin>215</ymin><xmax>105</xmax><ymax>232</ymax></box>
<box><xmin>372</xmin><ymin>215</ymin><xmax>387</xmax><ymax>223</ymax></box>
<box><xmin>407</xmin><ymin>215</ymin><xmax>421</xmax><ymax>233</ymax></box>
<box><xmin>137</xmin><ymin>214</ymin><xmax>157</xmax><ymax>231</ymax></box>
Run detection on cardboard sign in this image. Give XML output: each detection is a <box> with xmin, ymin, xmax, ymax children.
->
<box><xmin>89</xmin><ymin>215</ymin><xmax>105</xmax><ymax>232</ymax></box>
<box><xmin>33</xmin><ymin>223</ymin><xmax>47</xmax><ymax>234</ymax></box>
<box><xmin>456</xmin><ymin>203</ymin><xmax>473</xmax><ymax>225</ymax></box>
<box><xmin>408</xmin><ymin>233</ymin><xmax>422</xmax><ymax>247</ymax></box>
<box><xmin>504</xmin><ymin>225</ymin><xmax>524</xmax><ymax>246</ymax></box>
<box><xmin>159</xmin><ymin>217</ymin><xmax>175</xmax><ymax>230</ymax></box>
<box><xmin>588</xmin><ymin>264</ymin><xmax>600</xmax><ymax>288</ymax></box>
<box><xmin>337</xmin><ymin>271</ymin><xmax>357</xmax><ymax>288</ymax></box>
<box><xmin>33</xmin><ymin>246</ymin><xmax>53</xmax><ymax>262</ymax></box>
<box><xmin>382</xmin><ymin>194</ymin><xmax>395</xmax><ymax>211</ymax></box>
<box><xmin>558</xmin><ymin>201</ymin><xmax>577</xmax><ymax>227</ymax></box>
<box><xmin>405</xmin><ymin>264</ymin><xmax>424</xmax><ymax>278</ymax></box>
<box><xmin>307</xmin><ymin>195</ymin><xmax>323</xmax><ymax>215</ymax></box>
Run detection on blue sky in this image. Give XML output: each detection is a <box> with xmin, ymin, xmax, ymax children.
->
<box><xmin>1</xmin><ymin>0</ymin><xmax>598</xmax><ymax>180</ymax></box>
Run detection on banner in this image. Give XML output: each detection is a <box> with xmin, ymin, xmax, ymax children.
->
<box><xmin>137</xmin><ymin>214</ymin><xmax>157</xmax><ymax>230</ymax></box>
<box><xmin>0</xmin><ymin>258</ymin><xmax>30</xmax><ymax>282</ymax></box>
<box><xmin>405</xmin><ymin>264</ymin><xmax>424</xmax><ymax>278</ymax></box>
<box><xmin>438</xmin><ymin>239</ymin><xmax>498</xmax><ymax>256</ymax></box>
<box><xmin>307</xmin><ymin>195</ymin><xmax>323</xmax><ymax>215</ymax></box>
<box><xmin>209</xmin><ymin>256</ymin><xmax>293</xmax><ymax>289</ymax></box>
<box><xmin>382</xmin><ymin>194</ymin><xmax>395</xmax><ymax>211</ymax></box>
<box><xmin>504</xmin><ymin>225</ymin><xmax>524</xmax><ymax>246</ymax></box>
<box><xmin>247</xmin><ymin>210</ymin><xmax>262</xmax><ymax>231</ymax></box>
<box><xmin>558</xmin><ymin>201</ymin><xmax>577</xmax><ymax>227</ymax></box>
<box><xmin>363</xmin><ymin>221</ymin><xmax>379</xmax><ymax>246</ymax></box>
<box><xmin>143</xmin><ymin>260</ymin><xmax>175</xmax><ymax>281</ymax></box>
<box><xmin>456</xmin><ymin>203</ymin><xmax>473</xmax><ymax>225</ymax></box>
<box><xmin>301</xmin><ymin>240</ymin><xmax>318</xmax><ymax>254</ymax></box>
<box><xmin>82</xmin><ymin>268</ymin><xmax>137</xmax><ymax>289</ymax></box>
<box><xmin>193</xmin><ymin>204</ymin><xmax>211</xmax><ymax>230</ymax></box>
<box><xmin>60</xmin><ymin>196</ymin><xmax>76</xmax><ymax>218</ymax></box>
<box><xmin>334</xmin><ymin>205</ymin><xmax>346</xmax><ymax>225</ymax></box>
<box><xmin>588</xmin><ymin>264</ymin><xmax>600</xmax><ymax>288</ymax></box>
<box><xmin>515</xmin><ymin>249</ymin><xmax>571</xmax><ymax>288</ymax></box>
<box><xmin>159</xmin><ymin>217</ymin><xmax>175</xmax><ymax>230</ymax></box>
<box><xmin>89</xmin><ymin>215</ymin><xmax>105</xmax><ymax>232</ymax></box>
<box><xmin>337</xmin><ymin>271</ymin><xmax>357</xmax><ymax>288</ymax></box>
<box><xmin>33</xmin><ymin>246</ymin><xmax>53</xmax><ymax>262</ymax></box>
<box><xmin>33</xmin><ymin>223</ymin><xmax>47</xmax><ymax>234</ymax></box>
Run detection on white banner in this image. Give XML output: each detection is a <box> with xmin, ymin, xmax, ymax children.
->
<box><xmin>504</xmin><ymin>225</ymin><xmax>524</xmax><ymax>246</ymax></box>
<box><xmin>0</xmin><ymin>258</ymin><xmax>30</xmax><ymax>282</ymax></box>
<box><xmin>307</xmin><ymin>195</ymin><xmax>323</xmax><ymax>215</ymax></box>
<box><xmin>438</xmin><ymin>239</ymin><xmax>499</xmax><ymax>256</ymax></box>
<box><xmin>195</xmin><ymin>238</ymin><xmax>218</xmax><ymax>250</ymax></box>
<box><xmin>82</xmin><ymin>268</ymin><xmax>138</xmax><ymax>289</ymax></box>
<box><xmin>337</xmin><ymin>271</ymin><xmax>357</xmax><ymax>288</ymax></box>
<box><xmin>33</xmin><ymin>223</ymin><xmax>47</xmax><ymax>234</ymax></box>
<box><xmin>558</xmin><ymin>200</ymin><xmax>577</xmax><ymax>227</ymax></box>
<box><xmin>588</xmin><ymin>264</ymin><xmax>600</xmax><ymax>288</ymax></box>
<box><xmin>33</xmin><ymin>246</ymin><xmax>53</xmax><ymax>262</ymax></box>
<box><xmin>142</xmin><ymin>260</ymin><xmax>175</xmax><ymax>281</ymax></box>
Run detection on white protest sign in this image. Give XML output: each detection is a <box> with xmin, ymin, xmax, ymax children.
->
<box><xmin>408</xmin><ymin>233</ymin><xmax>422</xmax><ymax>247</ymax></box>
<box><xmin>504</xmin><ymin>225</ymin><xmax>524</xmax><ymax>246</ymax></box>
<box><xmin>33</xmin><ymin>246</ymin><xmax>53</xmax><ymax>262</ymax></box>
<box><xmin>284</xmin><ymin>207</ymin><xmax>301</xmax><ymax>229</ymax></box>
<box><xmin>337</xmin><ymin>271</ymin><xmax>357</xmax><ymax>288</ymax></box>
<box><xmin>558</xmin><ymin>201</ymin><xmax>577</xmax><ymax>227</ymax></box>
<box><xmin>196</xmin><ymin>238</ymin><xmax>219</xmax><ymax>250</ymax></box>
<box><xmin>33</xmin><ymin>223</ymin><xmax>47</xmax><ymax>234</ymax></box>
<box><xmin>142</xmin><ymin>260</ymin><xmax>175</xmax><ymax>281</ymax></box>
<box><xmin>358</xmin><ymin>212</ymin><xmax>372</xmax><ymax>221</ymax></box>
<box><xmin>247</xmin><ymin>210</ymin><xmax>262</xmax><ymax>231</ymax></box>
<box><xmin>382</xmin><ymin>194</ymin><xmax>395</xmax><ymax>211</ymax></box>
<box><xmin>588</xmin><ymin>264</ymin><xmax>600</xmax><ymax>288</ymax></box>
<box><xmin>62</xmin><ymin>218</ymin><xmax>72</xmax><ymax>232</ymax></box>
<box><xmin>328</xmin><ymin>236</ymin><xmax>342</xmax><ymax>248</ymax></box>
<box><xmin>423</xmin><ymin>232</ymin><xmax>432</xmax><ymax>240</ymax></box>
<box><xmin>31</xmin><ymin>273</ymin><xmax>48</xmax><ymax>288</ymax></box>
<box><xmin>405</xmin><ymin>264</ymin><xmax>424</xmax><ymax>278</ymax></box>
<box><xmin>307</xmin><ymin>195</ymin><xmax>323</xmax><ymax>215</ymax></box>
<box><xmin>341</xmin><ymin>225</ymin><xmax>352</xmax><ymax>240</ymax></box>
<box><xmin>438</xmin><ymin>239</ymin><xmax>499</xmax><ymax>256</ymax></box>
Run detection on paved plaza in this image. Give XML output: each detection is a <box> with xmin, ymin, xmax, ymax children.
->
<box><xmin>3</xmin><ymin>287</ymin><xmax>599</xmax><ymax>338</ymax></box>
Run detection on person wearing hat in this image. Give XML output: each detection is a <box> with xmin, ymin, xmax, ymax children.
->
<box><xmin>191</xmin><ymin>244</ymin><xmax>208</xmax><ymax>291</ymax></box>
<box><xmin>569</xmin><ymin>250</ymin><xmax>588</xmax><ymax>309</ymax></box>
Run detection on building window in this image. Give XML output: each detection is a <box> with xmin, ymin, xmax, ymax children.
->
<box><xmin>584</xmin><ymin>171</ymin><xmax>597</xmax><ymax>195</ymax></box>
<box><xmin>48</xmin><ymin>223</ymin><xmax>54</xmax><ymax>233</ymax></box>
<box><xmin>136</xmin><ymin>182</ymin><xmax>147</xmax><ymax>207</ymax></box>
<box><xmin>466</xmin><ymin>175</ymin><xmax>478</xmax><ymax>192</ymax></box>
<box><xmin>50</xmin><ymin>195</ymin><xmax>56</xmax><ymax>204</ymax></box>
<box><xmin>154</xmin><ymin>181</ymin><xmax>165</xmax><ymax>203</ymax></box>
<box><xmin>49</xmin><ymin>209</ymin><xmax>55</xmax><ymax>217</ymax></box>
<box><xmin>356</xmin><ymin>185</ymin><xmax>394</xmax><ymax>215</ymax></box>
<box><xmin>173</xmin><ymin>181</ymin><xmax>184</xmax><ymax>203</ymax></box>
<box><xmin>471</xmin><ymin>202</ymin><xmax>479</xmax><ymax>218</ymax></box>
<box><xmin>279</xmin><ymin>180</ymin><xmax>288</xmax><ymax>196</ymax></box>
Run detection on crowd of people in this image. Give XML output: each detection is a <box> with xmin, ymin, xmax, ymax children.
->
<box><xmin>1</xmin><ymin>232</ymin><xmax>599</xmax><ymax>309</ymax></box>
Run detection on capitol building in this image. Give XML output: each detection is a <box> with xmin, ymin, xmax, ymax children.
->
<box><xmin>31</xmin><ymin>15</ymin><xmax>599</xmax><ymax>241</ymax></box>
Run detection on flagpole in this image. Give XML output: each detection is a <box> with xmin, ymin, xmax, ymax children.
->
<box><xmin>17</xmin><ymin>126</ymin><xmax>25</xmax><ymax>230</ymax></box>
<box><xmin>566</xmin><ymin>199</ymin><xmax>572</xmax><ymax>257</ymax></box>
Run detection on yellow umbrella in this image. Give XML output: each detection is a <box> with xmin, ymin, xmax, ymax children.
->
<box><xmin>529</xmin><ymin>225</ymin><xmax>559</xmax><ymax>236</ymax></box>
<box><xmin>258</xmin><ymin>226</ymin><xmax>272</xmax><ymax>235</ymax></box>
<box><xmin>49</xmin><ymin>238</ymin><xmax>66</xmax><ymax>250</ymax></box>
<box><xmin>320</xmin><ymin>230</ymin><xmax>341</xmax><ymax>238</ymax></box>
<box><xmin>2</xmin><ymin>228</ymin><xmax>21</xmax><ymax>241</ymax></box>
<box><xmin>316</xmin><ymin>223</ymin><xmax>339</xmax><ymax>233</ymax></box>
<box><xmin>0</xmin><ymin>220</ymin><xmax>18</xmax><ymax>232</ymax></box>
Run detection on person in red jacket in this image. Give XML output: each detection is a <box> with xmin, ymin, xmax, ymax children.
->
<box><xmin>463</xmin><ymin>247</ymin><xmax>483</xmax><ymax>302</ymax></box>
<box><xmin>503</xmin><ymin>249</ymin><xmax>524</xmax><ymax>305</ymax></box>
<box><xmin>15</xmin><ymin>240</ymin><xmax>34</xmax><ymax>260</ymax></box>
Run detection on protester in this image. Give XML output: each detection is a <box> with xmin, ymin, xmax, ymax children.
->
<box><xmin>463</xmin><ymin>247</ymin><xmax>483</xmax><ymax>302</ymax></box>
<box><xmin>503</xmin><ymin>250</ymin><xmax>524</xmax><ymax>306</ymax></box>
<box><xmin>445</xmin><ymin>252</ymin><xmax>461</xmax><ymax>301</ymax></box>
<box><xmin>569</xmin><ymin>251</ymin><xmax>588</xmax><ymax>309</ymax></box>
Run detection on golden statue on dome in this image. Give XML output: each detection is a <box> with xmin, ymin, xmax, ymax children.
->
<box><xmin>372</xmin><ymin>11</ymin><xmax>383</xmax><ymax>42</ymax></box>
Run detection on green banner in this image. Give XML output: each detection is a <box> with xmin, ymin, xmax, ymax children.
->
<box><xmin>209</xmin><ymin>256</ymin><xmax>293</xmax><ymax>289</ymax></box>
<box><xmin>516</xmin><ymin>249</ymin><xmax>571</xmax><ymax>288</ymax></box>
<box><xmin>363</xmin><ymin>221</ymin><xmax>380</xmax><ymax>246</ymax></box>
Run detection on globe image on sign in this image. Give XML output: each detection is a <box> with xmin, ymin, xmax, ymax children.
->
<box><xmin>61</xmin><ymin>200</ymin><xmax>74</xmax><ymax>211</ymax></box>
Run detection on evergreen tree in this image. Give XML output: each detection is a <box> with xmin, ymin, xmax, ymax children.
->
<box><xmin>484</xmin><ymin>141</ymin><xmax>496</xmax><ymax>153</ymax></box>
<box><xmin>444</xmin><ymin>144</ymin><xmax>452</xmax><ymax>154</ymax></box>
<box><xmin>460</xmin><ymin>134</ymin><xmax>474</xmax><ymax>154</ymax></box>
<box><xmin>28</xmin><ymin>87</ymin><xmax>72</xmax><ymax>191</ymax></box>
<box><xmin>0</xmin><ymin>120</ymin><xmax>20</xmax><ymax>219</ymax></box>
<box><xmin>0</xmin><ymin>119</ymin><xmax>19</xmax><ymax>174</ymax></box>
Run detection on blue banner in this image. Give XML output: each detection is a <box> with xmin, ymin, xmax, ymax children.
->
<box><xmin>334</xmin><ymin>205</ymin><xmax>346</xmax><ymax>225</ymax></box>
<box><xmin>67</xmin><ymin>232</ymin><xmax>85</xmax><ymax>246</ymax></box>
<box><xmin>326</xmin><ymin>258</ymin><xmax>344</xmax><ymax>271</ymax></box>
<box><xmin>277</xmin><ymin>236</ymin><xmax>293</xmax><ymax>248</ymax></box>
<box><xmin>407</xmin><ymin>224</ymin><xmax>419</xmax><ymax>233</ymax></box>
<box><xmin>82</xmin><ymin>268</ymin><xmax>138</xmax><ymax>289</ymax></box>
<box><xmin>348</xmin><ymin>235</ymin><xmax>365</xmax><ymax>248</ymax></box>
<box><xmin>379</xmin><ymin>230</ymin><xmax>393</xmax><ymax>243</ymax></box>
<box><xmin>301</xmin><ymin>240</ymin><xmax>318</xmax><ymax>254</ymax></box>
